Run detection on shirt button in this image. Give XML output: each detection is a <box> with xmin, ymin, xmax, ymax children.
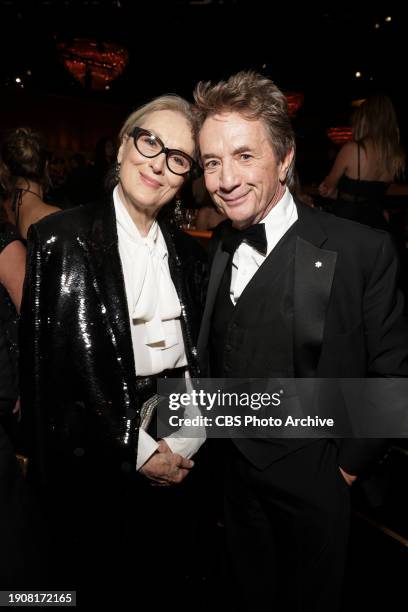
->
<box><xmin>225</xmin><ymin>344</ymin><xmax>232</xmax><ymax>352</ymax></box>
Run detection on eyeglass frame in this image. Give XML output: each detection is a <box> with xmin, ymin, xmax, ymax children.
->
<box><xmin>129</xmin><ymin>126</ymin><xmax>197</xmax><ymax>176</ymax></box>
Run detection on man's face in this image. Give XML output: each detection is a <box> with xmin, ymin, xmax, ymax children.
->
<box><xmin>199</xmin><ymin>112</ymin><xmax>293</xmax><ymax>228</ymax></box>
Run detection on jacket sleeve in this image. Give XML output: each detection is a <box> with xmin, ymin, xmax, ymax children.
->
<box><xmin>338</xmin><ymin>232</ymin><xmax>408</xmax><ymax>475</ymax></box>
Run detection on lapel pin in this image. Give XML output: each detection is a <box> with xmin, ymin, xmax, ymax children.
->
<box><xmin>315</xmin><ymin>261</ymin><xmax>322</xmax><ymax>268</ymax></box>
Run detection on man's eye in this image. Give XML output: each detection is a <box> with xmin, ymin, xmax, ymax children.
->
<box><xmin>204</xmin><ymin>160</ymin><xmax>219</xmax><ymax>169</ymax></box>
<box><xmin>240</xmin><ymin>153</ymin><xmax>252</xmax><ymax>161</ymax></box>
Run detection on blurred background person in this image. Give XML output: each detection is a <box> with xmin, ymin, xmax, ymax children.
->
<box><xmin>0</xmin><ymin>205</ymin><xmax>38</xmax><ymax>587</ymax></box>
<box><xmin>0</xmin><ymin>127</ymin><xmax>60</xmax><ymax>241</ymax></box>
<box><xmin>0</xmin><ymin>204</ymin><xmax>25</xmax><ymax>433</ymax></box>
<box><xmin>88</xmin><ymin>135</ymin><xmax>116</xmax><ymax>201</ymax></box>
<box><xmin>318</xmin><ymin>94</ymin><xmax>405</xmax><ymax>229</ymax></box>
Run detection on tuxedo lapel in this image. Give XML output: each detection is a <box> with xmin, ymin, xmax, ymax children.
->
<box><xmin>294</xmin><ymin>203</ymin><xmax>337</xmax><ymax>376</ymax></box>
<box><xmin>197</xmin><ymin>242</ymin><xmax>230</xmax><ymax>364</ymax></box>
<box><xmin>78</xmin><ymin>198</ymin><xmax>136</xmax><ymax>385</ymax></box>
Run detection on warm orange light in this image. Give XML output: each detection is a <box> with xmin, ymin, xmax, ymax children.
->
<box><xmin>284</xmin><ymin>92</ymin><xmax>304</xmax><ymax>117</ymax></box>
<box><xmin>58</xmin><ymin>39</ymin><xmax>128</xmax><ymax>91</ymax></box>
<box><xmin>351</xmin><ymin>98</ymin><xmax>366</xmax><ymax>108</ymax></box>
<box><xmin>326</xmin><ymin>127</ymin><xmax>353</xmax><ymax>145</ymax></box>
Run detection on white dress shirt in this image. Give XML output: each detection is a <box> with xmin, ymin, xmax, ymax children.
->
<box><xmin>230</xmin><ymin>188</ymin><xmax>298</xmax><ymax>304</ymax></box>
<box><xmin>113</xmin><ymin>188</ymin><xmax>204</xmax><ymax>469</ymax></box>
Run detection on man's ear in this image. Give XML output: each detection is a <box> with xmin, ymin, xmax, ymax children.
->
<box><xmin>279</xmin><ymin>147</ymin><xmax>294</xmax><ymax>183</ymax></box>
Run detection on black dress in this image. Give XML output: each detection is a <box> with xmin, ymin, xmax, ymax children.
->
<box><xmin>0</xmin><ymin>222</ymin><xmax>19</xmax><ymax>421</ymax></box>
<box><xmin>0</xmin><ymin>222</ymin><xmax>44</xmax><ymax>588</ymax></box>
<box><xmin>333</xmin><ymin>144</ymin><xmax>390</xmax><ymax>230</ymax></box>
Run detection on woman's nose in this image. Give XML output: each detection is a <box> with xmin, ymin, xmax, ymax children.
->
<box><xmin>149</xmin><ymin>153</ymin><xmax>166</xmax><ymax>174</ymax></box>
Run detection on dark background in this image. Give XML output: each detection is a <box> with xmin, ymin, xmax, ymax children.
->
<box><xmin>0</xmin><ymin>1</ymin><xmax>406</xmax><ymax>183</ymax></box>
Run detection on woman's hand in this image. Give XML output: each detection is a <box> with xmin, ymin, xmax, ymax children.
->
<box><xmin>318</xmin><ymin>181</ymin><xmax>330</xmax><ymax>197</ymax></box>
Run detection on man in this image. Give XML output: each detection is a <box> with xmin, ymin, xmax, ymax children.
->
<box><xmin>194</xmin><ymin>72</ymin><xmax>408</xmax><ymax>610</ymax></box>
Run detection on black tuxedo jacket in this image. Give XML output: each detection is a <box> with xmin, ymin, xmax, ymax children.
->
<box><xmin>198</xmin><ymin>200</ymin><xmax>408</xmax><ymax>474</ymax></box>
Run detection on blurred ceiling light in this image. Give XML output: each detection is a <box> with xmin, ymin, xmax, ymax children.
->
<box><xmin>284</xmin><ymin>91</ymin><xmax>304</xmax><ymax>117</ymax></box>
<box><xmin>58</xmin><ymin>38</ymin><xmax>128</xmax><ymax>91</ymax></box>
<box><xmin>327</xmin><ymin>126</ymin><xmax>352</xmax><ymax>145</ymax></box>
<box><xmin>351</xmin><ymin>98</ymin><xmax>366</xmax><ymax>107</ymax></box>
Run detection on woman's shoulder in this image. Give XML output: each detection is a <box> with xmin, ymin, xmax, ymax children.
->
<box><xmin>25</xmin><ymin>201</ymin><xmax>100</xmax><ymax>246</ymax></box>
<box><xmin>0</xmin><ymin>221</ymin><xmax>19</xmax><ymax>254</ymax></box>
<box><xmin>340</xmin><ymin>140</ymin><xmax>359</xmax><ymax>157</ymax></box>
<box><xmin>20</xmin><ymin>200</ymin><xmax>60</xmax><ymax>224</ymax></box>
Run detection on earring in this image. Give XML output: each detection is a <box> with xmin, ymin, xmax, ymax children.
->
<box><xmin>114</xmin><ymin>161</ymin><xmax>121</xmax><ymax>183</ymax></box>
<box><xmin>174</xmin><ymin>197</ymin><xmax>184</xmax><ymax>227</ymax></box>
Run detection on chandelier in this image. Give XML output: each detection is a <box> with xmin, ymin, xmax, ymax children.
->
<box><xmin>58</xmin><ymin>38</ymin><xmax>128</xmax><ymax>90</ymax></box>
<box><xmin>326</xmin><ymin>127</ymin><xmax>352</xmax><ymax>146</ymax></box>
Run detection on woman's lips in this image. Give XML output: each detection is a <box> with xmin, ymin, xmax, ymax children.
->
<box><xmin>140</xmin><ymin>172</ymin><xmax>162</xmax><ymax>188</ymax></box>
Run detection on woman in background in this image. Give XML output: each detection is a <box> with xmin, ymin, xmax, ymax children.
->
<box><xmin>0</xmin><ymin>206</ymin><xmax>37</xmax><ymax>587</ymax></box>
<box><xmin>319</xmin><ymin>94</ymin><xmax>405</xmax><ymax>229</ymax></box>
<box><xmin>0</xmin><ymin>127</ymin><xmax>60</xmax><ymax>240</ymax></box>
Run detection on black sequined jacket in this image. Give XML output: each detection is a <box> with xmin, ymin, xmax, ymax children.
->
<box><xmin>19</xmin><ymin>196</ymin><xmax>207</xmax><ymax>480</ymax></box>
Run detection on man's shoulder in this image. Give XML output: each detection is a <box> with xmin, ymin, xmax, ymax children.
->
<box><xmin>301</xmin><ymin>203</ymin><xmax>389</xmax><ymax>250</ymax></box>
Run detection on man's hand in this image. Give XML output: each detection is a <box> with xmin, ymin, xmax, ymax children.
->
<box><xmin>140</xmin><ymin>445</ymin><xmax>194</xmax><ymax>485</ymax></box>
<box><xmin>157</xmin><ymin>439</ymin><xmax>171</xmax><ymax>454</ymax></box>
<box><xmin>339</xmin><ymin>466</ymin><xmax>357</xmax><ymax>486</ymax></box>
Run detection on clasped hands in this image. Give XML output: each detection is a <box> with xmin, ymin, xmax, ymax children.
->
<box><xmin>140</xmin><ymin>440</ymin><xmax>194</xmax><ymax>486</ymax></box>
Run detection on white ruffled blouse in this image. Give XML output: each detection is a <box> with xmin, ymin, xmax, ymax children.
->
<box><xmin>113</xmin><ymin>187</ymin><xmax>187</xmax><ymax>376</ymax></box>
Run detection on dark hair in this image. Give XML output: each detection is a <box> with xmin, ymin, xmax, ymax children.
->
<box><xmin>193</xmin><ymin>71</ymin><xmax>296</xmax><ymax>188</ymax></box>
<box><xmin>0</xmin><ymin>127</ymin><xmax>50</xmax><ymax>196</ymax></box>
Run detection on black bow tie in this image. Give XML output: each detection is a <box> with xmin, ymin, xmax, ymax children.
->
<box><xmin>222</xmin><ymin>223</ymin><xmax>267</xmax><ymax>256</ymax></box>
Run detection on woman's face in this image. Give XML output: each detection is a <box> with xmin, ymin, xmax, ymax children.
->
<box><xmin>117</xmin><ymin>110</ymin><xmax>194</xmax><ymax>216</ymax></box>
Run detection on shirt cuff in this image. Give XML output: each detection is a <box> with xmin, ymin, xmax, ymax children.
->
<box><xmin>136</xmin><ymin>428</ymin><xmax>159</xmax><ymax>471</ymax></box>
<box><xmin>164</xmin><ymin>435</ymin><xmax>205</xmax><ymax>459</ymax></box>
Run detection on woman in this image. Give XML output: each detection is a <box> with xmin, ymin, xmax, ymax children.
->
<box><xmin>0</xmin><ymin>211</ymin><xmax>25</xmax><ymax>430</ymax></box>
<box><xmin>0</xmin><ymin>211</ymin><xmax>35</xmax><ymax>587</ymax></box>
<box><xmin>20</xmin><ymin>95</ymin><xmax>207</xmax><ymax>600</ymax></box>
<box><xmin>318</xmin><ymin>94</ymin><xmax>405</xmax><ymax>229</ymax></box>
<box><xmin>0</xmin><ymin>127</ymin><xmax>60</xmax><ymax>240</ymax></box>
